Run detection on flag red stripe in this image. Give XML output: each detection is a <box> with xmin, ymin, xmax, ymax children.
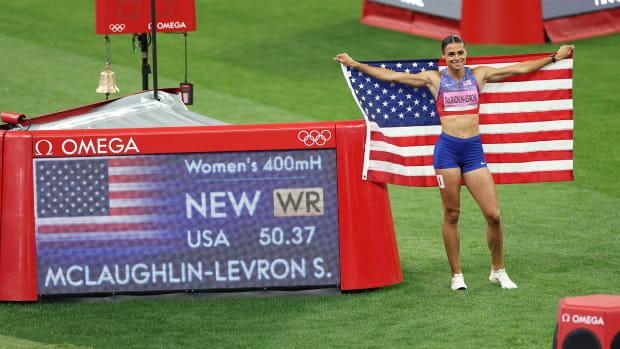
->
<box><xmin>37</xmin><ymin>222</ymin><xmax>162</xmax><ymax>233</ymax></box>
<box><xmin>109</xmin><ymin>190</ymin><xmax>165</xmax><ymax>199</ymax></box>
<box><xmin>367</xmin><ymin>170</ymin><xmax>437</xmax><ymax>187</ymax></box>
<box><xmin>484</xmin><ymin>150</ymin><xmax>573</xmax><ymax>163</ymax></box>
<box><xmin>496</xmin><ymin>69</ymin><xmax>572</xmax><ymax>83</ymax></box>
<box><xmin>108</xmin><ymin>158</ymin><xmax>160</xmax><ymax>166</ymax></box>
<box><xmin>481</xmin><ymin>130</ymin><xmax>573</xmax><ymax>144</ymax></box>
<box><xmin>370</xmin><ymin>132</ymin><xmax>439</xmax><ymax>146</ymax></box>
<box><xmin>492</xmin><ymin>170</ymin><xmax>574</xmax><ymax>184</ymax></box>
<box><xmin>367</xmin><ymin>169</ymin><xmax>574</xmax><ymax>187</ymax></box>
<box><xmin>39</xmin><ymin>238</ymin><xmax>174</xmax><ymax>249</ymax></box>
<box><xmin>369</xmin><ymin>151</ymin><xmax>434</xmax><ymax>166</ymax></box>
<box><xmin>479</xmin><ymin>110</ymin><xmax>573</xmax><ymax>124</ymax></box>
<box><xmin>109</xmin><ymin>207</ymin><xmax>172</xmax><ymax>215</ymax></box>
<box><xmin>480</xmin><ymin>89</ymin><xmax>572</xmax><ymax>104</ymax></box>
<box><xmin>109</xmin><ymin>174</ymin><xmax>173</xmax><ymax>183</ymax></box>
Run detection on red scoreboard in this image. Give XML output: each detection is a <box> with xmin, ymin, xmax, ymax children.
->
<box><xmin>0</xmin><ymin>92</ymin><xmax>403</xmax><ymax>301</ymax></box>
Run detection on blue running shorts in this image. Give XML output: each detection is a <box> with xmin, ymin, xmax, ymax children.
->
<box><xmin>433</xmin><ymin>133</ymin><xmax>487</xmax><ymax>173</ymax></box>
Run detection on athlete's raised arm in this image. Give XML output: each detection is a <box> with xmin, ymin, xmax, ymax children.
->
<box><xmin>474</xmin><ymin>45</ymin><xmax>575</xmax><ymax>86</ymax></box>
<box><xmin>334</xmin><ymin>53</ymin><xmax>438</xmax><ymax>89</ymax></box>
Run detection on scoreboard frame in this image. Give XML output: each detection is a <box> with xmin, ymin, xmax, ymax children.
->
<box><xmin>0</xmin><ymin>93</ymin><xmax>402</xmax><ymax>300</ymax></box>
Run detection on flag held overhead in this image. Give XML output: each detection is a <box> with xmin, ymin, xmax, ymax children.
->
<box><xmin>340</xmin><ymin>53</ymin><xmax>574</xmax><ymax>187</ymax></box>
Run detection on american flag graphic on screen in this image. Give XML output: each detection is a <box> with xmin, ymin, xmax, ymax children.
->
<box><xmin>340</xmin><ymin>53</ymin><xmax>574</xmax><ymax>186</ymax></box>
<box><xmin>34</xmin><ymin>157</ymin><xmax>187</xmax><ymax>259</ymax></box>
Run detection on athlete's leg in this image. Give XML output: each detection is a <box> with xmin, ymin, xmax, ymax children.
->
<box><xmin>462</xmin><ymin>167</ymin><xmax>503</xmax><ymax>270</ymax></box>
<box><xmin>436</xmin><ymin>167</ymin><xmax>463</xmax><ymax>276</ymax></box>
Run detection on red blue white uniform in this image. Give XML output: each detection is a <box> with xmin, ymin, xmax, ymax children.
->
<box><xmin>436</xmin><ymin>67</ymin><xmax>480</xmax><ymax>117</ymax></box>
<box><xmin>433</xmin><ymin>67</ymin><xmax>487</xmax><ymax>174</ymax></box>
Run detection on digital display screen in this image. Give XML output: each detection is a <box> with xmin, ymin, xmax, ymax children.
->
<box><xmin>369</xmin><ymin>0</ymin><xmax>620</xmax><ymax>21</ymax></box>
<box><xmin>368</xmin><ymin>0</ymin><xmax>462</xmax><ymax>20</ymax></box>
<box><xmin>541</xmin><ymin>0</ymin><xmax>620</xmax><ymax>19</ymax></box>
<box><xmin>34</xmin><ymin>149</ymin><xmax>340</xmax><ymax>295</ymax></box>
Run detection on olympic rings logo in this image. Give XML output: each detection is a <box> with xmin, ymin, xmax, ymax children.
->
<box><xmin>298</xmin><ymin>130</ymin><xmax>332</xmax><ymax>146</ymax></box>
<box><xmin>108</xmin><ymin>24</ymin><xmax>126</xmax><ymax>33</ymax></box>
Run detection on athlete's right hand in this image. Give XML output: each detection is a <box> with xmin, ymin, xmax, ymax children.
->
<box><xmin>334</xmin><ymin>53</ymin><xmax>357</xmax><ymax>67</ymax></box>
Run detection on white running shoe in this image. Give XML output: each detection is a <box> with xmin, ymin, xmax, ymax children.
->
<box><xmin>489</xmin><ymin>269</ymin><xmax>518</xmax><ymax>289</ymax></box>
<box><xmin>451</xmin><ymin>273</ymin><xmax>467</xmax><ymax>290</ymax></box>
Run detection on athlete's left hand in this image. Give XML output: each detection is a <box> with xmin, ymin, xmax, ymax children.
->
<box><xmin>556</xmin><ymin>45</ymin><xmax>575</xmax><ymax>60</ymax></box>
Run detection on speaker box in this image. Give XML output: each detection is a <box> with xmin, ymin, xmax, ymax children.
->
<box><xmin>553</xmin><ymin>295</ymin><xmax>620</xmax><ymax>349</ymax></box>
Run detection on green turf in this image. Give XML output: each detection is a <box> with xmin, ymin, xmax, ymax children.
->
<box><xmin>1</xmin><ymin>0</ymin><xmax>619</xmax><ymax>348</ymax></box>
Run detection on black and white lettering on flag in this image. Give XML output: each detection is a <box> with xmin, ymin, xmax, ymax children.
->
<box><xmin>340</xmin><ymin>53</ymin><xmax>574</xmax><ymax>186</ymax></box>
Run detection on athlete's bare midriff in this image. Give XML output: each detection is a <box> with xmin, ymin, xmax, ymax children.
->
<box><xmin>440</xmin><ymin>114</ymin><xmax>480</xmax><ymax>138</ymax></box>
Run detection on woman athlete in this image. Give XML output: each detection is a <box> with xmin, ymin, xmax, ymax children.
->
<box><xmin>335</xmin><ymin>35</ymin><xmax>574</xmax><ymax>290</ymax></box>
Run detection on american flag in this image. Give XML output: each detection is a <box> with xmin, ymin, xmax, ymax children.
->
<box><xmin>340</xmin><ymin>53</ymin><xmax>574</xmax><ymax>186</ymax></box>
<box><xmin>34</xmin><ymin>156</ymin><xmax>189</xmax><ymax>259</ymax></box>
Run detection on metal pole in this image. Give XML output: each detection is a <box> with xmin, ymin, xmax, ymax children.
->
<box><xmin>151</xmin><ymin>0</ymin><xmax>159</xmax><ymax>100</ymax></box>
<box><xmin>137</xmin><ymin>33</ymin><xmax>150</xmax><ymax>91</ymax></box>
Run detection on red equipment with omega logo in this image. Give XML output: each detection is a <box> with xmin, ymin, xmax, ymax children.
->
<box><xmin>96</xmin><ymin>0</ymin><xmax>196</xmax><ymax>35</ymax></box>
<box><xmin>554</xmin><ymin>295</ymin><xmax>620</xmax><ymax>349</ymax></box>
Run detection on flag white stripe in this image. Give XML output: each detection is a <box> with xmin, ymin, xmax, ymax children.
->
<box><xmin>488</xmin><ymin>160</ymin><xmax>573</xmax><ymax>173</ymax></box>
<box><xmin>109</xmin><ymin>165</ymin><xmax>170</xmax><ymax>175</ymax></box>
<box><xmin>370</xmin><ymin>139</ymin><xmax>572</xmax><ymax>157</ymax></box>
<box><xmin>369</xmin><ymin>159</ymin><xmax>573</xmax><ymax>177</ymax></box>
<box><xmin>109</xmin><ymin>198</ymin><xmax>176</xmax><ymax>207</ymax></box>
<box><xmin>110</xmin><ymin>182</ymin><xmax>179</xmax><ymax>191</ymax></box>
<box><xmin>369</xmin><ymin>161</ymin><xmax>436</xmax><ymax>176</ymax></box>
<box><xmin>483</xmin><ymin>140</ymin><xmax>573</xmax><ymax>153</ymax></box>
<box><xmin>369</xmin><ymin>141</ymin><xmax>435</xmax><ymax>156</ymax></box>
<box><xmin>369</xmin><ymin>122</ymin><xmax>442</xmax><ymax>137</ymax></box>
<box><xmin>480</xmin><ymin>120</ymin><xmax>573</xmax><ymax>134</ymax></box>
<box><xmin>480</xmin><ymin>99</ymin><xmax>573</xmax><ymax>114</ymax></box>
<box><xmin>483</xmin><ymin>79</ymin><xmax>572</xmax><ymax>93</ymax></box>
<box><xmin>37</xmin><ymin>214</ymin><xmax>178</xmax><ymax>225</ymax></box>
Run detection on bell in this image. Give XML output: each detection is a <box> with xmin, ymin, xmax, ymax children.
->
<box><xmin>96</xmin><ymin>64</ymin><xmax>119</xmax><ymax>98</ymax></box>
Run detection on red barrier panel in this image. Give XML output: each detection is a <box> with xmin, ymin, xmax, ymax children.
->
<box><xmin>555</xmin><ymin>295</ymin><xmax>620</xmax><ymax>349</ymax></box>
<box><xmin>361</xmin><ymin>1</ymin><xmax>413</xmax><ymax>34</ymax></box>
<box><xmin>361</xmin><ymin>0</ymin><xmax>620</xmax><ymax>44</ymax></box>
<box><xmin>0</xmin><ymin>131</ymin><xmax>4</xmax><ymax>245</ymax></box>
<box><xmin>336</xmin><ymin>120</ymin><xmax>402</xmax><ymax>290</ymax></box>
<box><xmin>360</xmin><ymin>1</ymin><xmax>459</xmax><ymax>40</ymax></box>
<box><xmin>544</xmin><ymin>8</ymin><xmax>620</xmax><ymax>43</ymax></box>
<box><xmin>0</xmin><ymin>132</ymin><xmax>37</xmax><ymax>301</ymax></box>
<box><xmin>460</xmin><ymin>0</ymin><xmax>545</xmax><ymax>44</ymax></box>
<box><xmin>96</xmin><ymin>0</ymin><xmax>196</xmax><ymax>35</ymax></box>
<box><xmin>0</xmin><ymin>114</ymin><xmax>402</xmax><ymax>300</ymax></box>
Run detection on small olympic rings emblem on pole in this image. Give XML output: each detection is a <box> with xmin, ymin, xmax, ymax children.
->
<box><xmin>108</xmin><ymin>24</ymin><xmax>126</xmax><ymax>33</ymax></box>
<box><xmin>298</xmin><ymin>130</ymin><xmax>332</xmax><ymax>146</ymax></box>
